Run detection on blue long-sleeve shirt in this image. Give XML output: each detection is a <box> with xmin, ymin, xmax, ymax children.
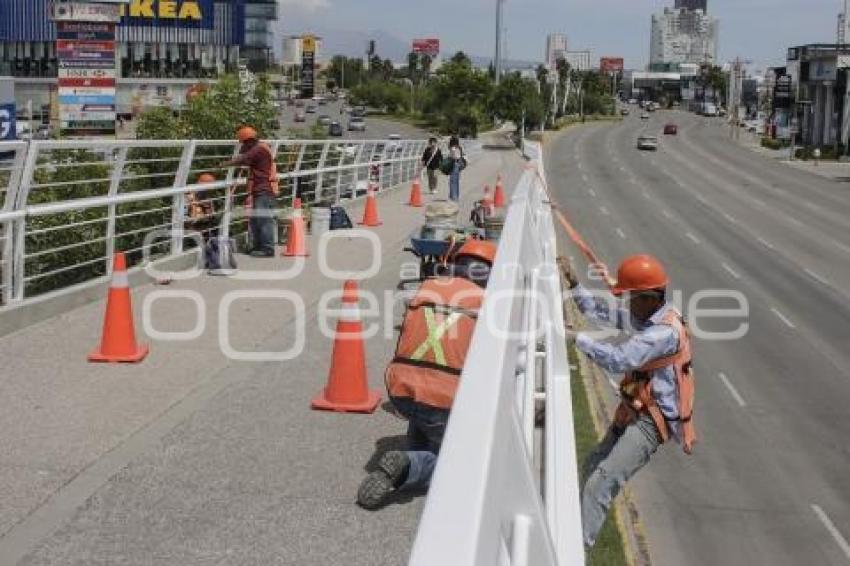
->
<box><xmin>572</xmin><ymin>284</ymin><xmax>680</xmax><ymax>422</ymax></box>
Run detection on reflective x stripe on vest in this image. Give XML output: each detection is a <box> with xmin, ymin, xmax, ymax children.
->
<box><xmin>410</xmin><ymin>307</ymin><xmax>462</xmax><ymax>366</ymax></box>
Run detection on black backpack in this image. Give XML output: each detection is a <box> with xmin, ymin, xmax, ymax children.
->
<box><xmin>330</xmin><ymin>205</ymin><xmax>353</xmax><ymax>230</ymax></box>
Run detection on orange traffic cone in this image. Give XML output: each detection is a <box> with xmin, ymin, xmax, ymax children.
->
<box><xmin>359</xmin><ymin>184</ymin><xmax>383</xmax><ymax>227</ymax></box>
<box><xmin>88</xmin><ymin>252</ymin><xmax>149</xmax><ymax>363</ymax></box>
<box><xmin>494</xmin><ymin>174</ymin><xmax>506</xmax><ymax>208</ymax></box>
<box><xmin>311</xmin><ymin>280</ymin><xmax>381</xmax><ymax>413</ymax></box>
<box><xmin>283</xmin><ymin>197</ymin><xmax>309</xmax><ymax>257</ymax></box>
<box><xmin>408</xmin><ymin>177</ymin><xmax>424</xmax><ymax>207</ymax></box>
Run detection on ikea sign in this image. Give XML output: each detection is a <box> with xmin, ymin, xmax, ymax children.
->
<box><xmin>120</xmin><ymin>0</ymin><xmax>214</xmax><ymax>28</ymax></box>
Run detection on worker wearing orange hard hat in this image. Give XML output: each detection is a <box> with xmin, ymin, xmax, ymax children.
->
<box><xmin>558</xmin><ymin>254</ymin><xmax>696</xmax><ymax>550</ymax></box>
<box><xmin>219</xmin><ymin>126</ymin><xmax>280</xmax><ymax>257</ymax></box>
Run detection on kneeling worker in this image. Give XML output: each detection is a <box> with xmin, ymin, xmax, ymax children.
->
<box><xmin>357</xmin><ymin>239</ymin><xmax>496</xmax><ymax>509</ymax></box>
<box><xmin>559</xmin><ymin>254</ymin><xmax>695</xmax><ymax>550</ymax></box>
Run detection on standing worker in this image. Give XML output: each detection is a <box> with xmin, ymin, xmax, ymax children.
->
<box><xmin>446</xmin><ymin>136</ymin><xmax>466</xmax><ymax>202</ymax></box>
<box><xmin>421</xmin><ymin>137</ymin><xmax>443</xmax><ymax>195</ymax></box>
<box><xmin>219</xmin><ymin>126</ymin><xmax>280</xmax><ymax>258</ymax></box>
<box><xmin>558</xmin><ymin>254</ymin><xmax>696</xmax><ymax>550</ymax></box>
<box><xmin>357</xmin><ymin>240</ymin><xmax>497</xmax><ymax>510</ymax></box>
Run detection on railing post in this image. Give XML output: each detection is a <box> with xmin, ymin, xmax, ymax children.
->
<box><xmin>1</xmin><ymin>143</ymin><xmax>27</xmax><ymax>305</ymax></box>
<box><xmin>11</xmin><ymin>141</ymin><xmax>40</xmax><ymax>303</ymax></box>
<box><xmin>171</xmin><ymin>140</ymin><xmax>197</xmax><ymax>256</ymax></box>
<box><xmin>352</xmin><ymin>141</ymin><xmax>366</xmax><ymax>199</ymax></box>
<box><xmin>315</xmin><ymin>141</ymin><xmax>330</xmax><ymax>204</ymax></box>
<box><xmin>221</xmin><ymin>142</ymin><xmax>241</xmax><ymax>240</ymax></box>
<box><xmin>105</xmin><ymin>146</ymin><xmax>128</xmax><ymax>272</ymax></box>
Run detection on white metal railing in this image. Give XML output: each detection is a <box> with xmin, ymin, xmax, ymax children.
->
<box><xmin>0</xmin><ymin>137</ymin><xmax>428</xmax><ymax>305</ymax></box>
<box><xmin>409</xmin><ymin>141</ymin><xmax>584</xmax><ymax>565</ymax></box>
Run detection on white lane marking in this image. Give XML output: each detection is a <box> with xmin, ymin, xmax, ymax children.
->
<box><xmin>599</xmin><ymin>206</ymin><xmax>610</xmax><ymax>216</ymax></box>
<box><xmin>812</xmin><ymin>504</ymin><xmax>850</xmax><ymax>560</ymax></box>
<box><xmin>831</xmin><ymin>239</ymin><xmax>850</xmax><ymax>255</ymax></box>
<box><xmin>662</xmin><ymin>210</ymin><xmax>673</xmax><ymax>219</ymax></box>
<box><xmin>722</xmin><ymin>212</ymin><xmax>737</xmax><ymax>224</ymax></box>
<box><xmin>804</xmin><ymin>268</ymin><xmax>829</xmax><ymax>286</ymax></box>
<box><xmin>695</xmin><ymin>194</ymin><xmax>707</xmax><ymax>205</ymax></box>
<box><xmin>616</xmin><ymin>228</ymin><xmax>626</xmax><ymax>239</ymax></box>
<box><xmin>787</xmin><ymin>216</ymin><xmax>804</xmax><ymax>228</ymax></box>
<box><xmin>588</xmin><ymin>188</ymin><xmax>597</xmax><ymax>197</ymax></box>
<box><xmin>722</xmin><ymin>262</ymin><xmax>741</xmax><ymax>279</ymax></box>
<box><xmin>686</xmin><ymin>232</ymin><xmax>701</xmax><ymax>244</ymax></box>
<box><xmin>771</xmin><ymin>307</ymin><xmax>796</xmax><ymax>329</ymax></box>
<box><xmin>757</xmin><ymin>236</ymin><xmax>775</xmax><ymax>249</ymax></box>
<box><xmin>718</xmin><ymin>372</ymin><xmax>747</xmax><ymax>408</ymax></box>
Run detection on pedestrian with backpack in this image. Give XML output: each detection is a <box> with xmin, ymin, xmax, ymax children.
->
<box><xmin>421</xmin><ymin>137</ymin><xmax>443</xmax><ymax>194</ymax></box>
<box><xmin>558</xmin><ymin>254</ymin><xmax>696</xmax><ymax>551</ymax></box>
<box><xmin>442</xmin><ymin>136</ymin><xmax>466</xmax><ymax>202</ymax></box>
<box><xmin>219</xmin><ymin>126</ymin><xmax>280</xmax><ymax>257</ymax></box>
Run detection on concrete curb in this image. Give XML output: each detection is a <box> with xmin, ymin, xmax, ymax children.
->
<box><xmin>563</xmin><ymin>297</ymin><xmax>652</xmax><ymax>566</ymax></box>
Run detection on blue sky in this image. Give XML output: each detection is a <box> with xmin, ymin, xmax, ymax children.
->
<box><xmin>278</xmin><ymin>0</ymin><xmax>843</xmax><ymax>71</ymax></box>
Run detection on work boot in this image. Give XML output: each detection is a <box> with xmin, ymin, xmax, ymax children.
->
<box><xmin>357</xmin><ymin>451</ymin><xmax>410</xmax><ymax>510</ymax></box>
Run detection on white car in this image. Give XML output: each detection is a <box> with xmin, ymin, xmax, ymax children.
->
<box><xmin>386</xmin><ymin>133</ymin><xmax>402</xmax><ymax>152</ymax></box>
<box><xmin>640</xmin><ymin>112</ymin><xmax>650</xmax><ymax>120</ymax></box>
<box><xmin>637</xmin><ymin>135</ymin><xmax>658</xmax><ymax>151</ymax></box>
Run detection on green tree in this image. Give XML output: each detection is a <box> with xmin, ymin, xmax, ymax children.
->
<box><xmin>491</xmin><ymin>72</ymin><xmax>545</xmax><ymax>131</ymax></box>
<box><xmin>422</xmin><ymin>54</ymin><xmax>493</xmax><ymax>136</ymax></box>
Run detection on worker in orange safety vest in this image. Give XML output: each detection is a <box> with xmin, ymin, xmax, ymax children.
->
<box><xmin>357</xmin><ymin>241</ymin><xmax>496</xmax><ymax>510</ymax></box>
<box><xmin>559</xmin><ymin>254</ymin><xmax>695</xmax><ymax>550</ymax></box>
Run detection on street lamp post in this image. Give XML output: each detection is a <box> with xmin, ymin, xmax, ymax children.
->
<box><xmin>495</xmin><ymin>0</ymin><xmax>505</xmax><ymax>84</ymax></box>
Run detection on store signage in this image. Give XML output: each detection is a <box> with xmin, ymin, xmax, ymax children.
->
<box><xmin>300</xmin><ymin>35</ymin><xmax>317</xmax><ymax>100</ymax></box>
<box><xmin>53</xmin><ymin>2</ymin><xmax>122</xmax><ymax>23</ymax></box>
<box><xmin>0</xmin><ymin>104</ymin><xmax>14</xmax><ymax>141</ymax></box>
<box><xmin>57</xmin><ymin>22</ymin><xmax>116</xmax><ymax>41</ymax></box>
<box><xmin>58</xmin><ymin>67</ymin><xmax>117</xmax><ymax>79</ymax></box>
<box><xmin>120</xmin><ymin>0</ymin><xmax>214</xmax><ymax>28</ymax></box>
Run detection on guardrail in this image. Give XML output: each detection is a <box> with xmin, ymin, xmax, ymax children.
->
<box><xmin>409</xmin><ymin>141</ymin><xmax>584</xmax><ymax>565</ymax></box>
<box><xmin>0</xmin><ymin>137</ymin><xmax>428</xmax><ymax>306</ymax></box>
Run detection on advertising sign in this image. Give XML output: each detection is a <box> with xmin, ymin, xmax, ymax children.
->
<box><xmin>412</xmin><ymin>38</ymin><xmax>440</xmax><ymax>58</ymax></box>
<box><xmin>119</xmin><ymin>0</ymin><xmax>214</xmax><ymax>29</ymax></box>
<box><xmin>600</xmin><ymin>57</ymin><xmax>625</xmax><ymax>73</ymax></box>
<box><xmin>0</xmin><ymin>103</ymin><xmax>15</xmax><ymax>141</ymax></box>
<box><xmin>58</xmin><ymin>67</ymin><xmax>117</xmax><ymax>79</ymax></box>
<box><xmin>773</xmin><ymin>75</ymin><xmax>792</xmax><ymax>109</ymax></box>
<box><xmin>53</xmin><ymin>2</ymin><xmax>122</xmax><ymax>23</ymax></box>
<box><xmin>811</xmin><ymin>60</ymin><xmax>837</xmax><ymax>81</ymax></box>
<box><xmin>300</xmin><ymin>35</ymin><xmax>317</xmax><ymax>100</ymax></box>
<box><xmin>58</xmin><ymin>22</ymin><xmax>116</xmax><ymax>41</ymax></box>
<box><xmin>57</xmin><ymin>15</ymin><xmax>117</xmax><ymax>136</ymax></box>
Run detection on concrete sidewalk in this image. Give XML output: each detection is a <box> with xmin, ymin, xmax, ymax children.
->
<box><xmin>736</xmin><ymin>131</ymin><xmax>850</xmax><ymax>182</ymax></box>
<box><xmin>0</xmin><ymin>139</ymin><xmax>525</xmax><ymax>566</ymax></box>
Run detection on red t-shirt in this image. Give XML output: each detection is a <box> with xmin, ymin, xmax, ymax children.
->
<box><xmin>235</xmin><ymin>142</ymin><xmax>273</xmax><ymax>195</ymax></box>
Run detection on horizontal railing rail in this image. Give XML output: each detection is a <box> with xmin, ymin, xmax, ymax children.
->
<box><xmin>0</xmin><ymin>138</ymin><xmax>430</xmax><ymax>306</ymax></box>
<box><xmin>409</xmin><ymin>141</ymin><xmax>584</xmax><ymax>566</ymax></box>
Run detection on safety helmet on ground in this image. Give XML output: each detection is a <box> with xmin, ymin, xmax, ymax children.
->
<box><xmin>612</xmin><ymin>254</ymin><xmax>668</xmax><ymax>296</ymax></box>
<box><xmin>455</xmin><ymin>239</ymin><xmax>497</xmax><ymax>265</ymax></box>
<box><xmin>237</xmin><ymin>126</ymin><xmax>258</xmax><ymax>143</ymax></box>
<box><xmin>197</xmin><ymin>173</ymin><xmax>216</xmax><ymax>183</ymax></box>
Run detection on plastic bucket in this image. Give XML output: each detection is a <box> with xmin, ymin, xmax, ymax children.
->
<box><xmin>312</xmin><ymin>207</ymin><xmax>331</xmax><ymax>237</ymax></box>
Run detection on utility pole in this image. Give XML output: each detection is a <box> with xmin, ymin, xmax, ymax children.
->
<box><xmin>495</xmin><ymin>0</ymin><xmax>505</xmax><ymax>84</ymax></box>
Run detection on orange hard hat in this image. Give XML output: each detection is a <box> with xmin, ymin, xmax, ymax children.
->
<box><xmin>237</xmin><ymin>125</ymin><xmax>257</xmax><ymax>143</ymax></box>
<box><xmin>456</xmin><ymin>239</ymin><xmax>497</xmax><ymax>265</ymax></box>
<box><xmin>197</xmin><ymin>173</ymin><xmax>216</xmax><ymax>183</ymax></box>
<box><xmin>612</xmin><ymin>254</ymin><xmax>668</xmax><ymax>295</ymax></box>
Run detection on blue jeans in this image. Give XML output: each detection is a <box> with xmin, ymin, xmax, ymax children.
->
<box><xmin>391</xmin><ymin>398</ymin><xmax>449</xmax><ymax>491</ymax></box>
<box><xmin>250</xmin><ymin>192</ymin><xmax>276</xmax><ymax>254</ymax></box>
<box><xmin>581</xmin><ymin>414</ymin><xmax>661</xmax><ymax>547</ymax></box>
<box><xmin>449</xmin><ymin>167</ymin><xmax>461</xmax><ymax>201</ymax></box>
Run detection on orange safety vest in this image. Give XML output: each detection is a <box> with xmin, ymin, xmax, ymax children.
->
<box><xmin>247</xmin><ymin>142</ymin><xmax>280</xmax><ymax>196</ymax></box>
<box><xmin>385</xmin><ymin>277</ymin><xmax>484</xmax><ymax>410</ymax></box>
<box><xmin>615</xmin><ymin>308</ymin><xmax>697</xmax><ymax>454</ymax></box>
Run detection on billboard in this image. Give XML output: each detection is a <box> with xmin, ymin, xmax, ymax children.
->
<box><xmin>119</xmin><ymin>0</ymin><xmax>214</xmax><ymax>29</ymax></box>
<box><xmin>600</xmin><ymin>57</ymin><xmax>624</xmax><ymax>73</ymax></box>
<box><xmin>300</xmin><ymin>35</ymin><xmax>317</xmax><ymax>99</ymax></box>
<box><xmin>57</xmin><ymin>20</ymin><xmax>117</xmax><ymax>136</ymax></box>
<box><xmin>53</xmin><ymin>2</ymin><xmax>122</xmax><ymax>23</ymax></box>
<box><xmin>412</xmin><ymin>38</ymin><xmax>440</xmax><ymax>58</ymax></box>
<box><xmin>0</xmin><ymin>104</ymin><xmax>14</xmax><ymax>141</ymax></box>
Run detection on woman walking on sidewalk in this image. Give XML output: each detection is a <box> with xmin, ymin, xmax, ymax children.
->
<box><xmin>447</xmin><ymin>136</ymin><xmax>466</xmax><ymax>202</ymax></box>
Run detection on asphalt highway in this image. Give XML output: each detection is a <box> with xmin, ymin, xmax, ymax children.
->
<box><xmin>546</xmin><ymin>110</ymin><xmax>850</xmax><ymax>565</ymax></box>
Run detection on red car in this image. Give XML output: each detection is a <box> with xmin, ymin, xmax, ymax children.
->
<box><xmin>664</xmin><ymin>123</ymin><xmax>678</xmax><ymax>135</ymax></box>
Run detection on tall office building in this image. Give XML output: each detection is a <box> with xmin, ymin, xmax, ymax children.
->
<box><xmin>545</xmin><ymin>33</ymin><xmax>568</xmax><ymax>70</ymax></box>
<box><xmin>675</xmin><ymin>0</ymin><xmax>707</xmax><ymax>11</ymax></box>
<box><xmin>650</xmin><ymin>7</ymin><xmax>718</xmax><ymax>68</ymax></box>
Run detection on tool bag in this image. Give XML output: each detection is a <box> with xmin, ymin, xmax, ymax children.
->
<box><xmin>329</xmin><ymin>205</ymin><xmax>353</xmax><ymax>230</ymax></box>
